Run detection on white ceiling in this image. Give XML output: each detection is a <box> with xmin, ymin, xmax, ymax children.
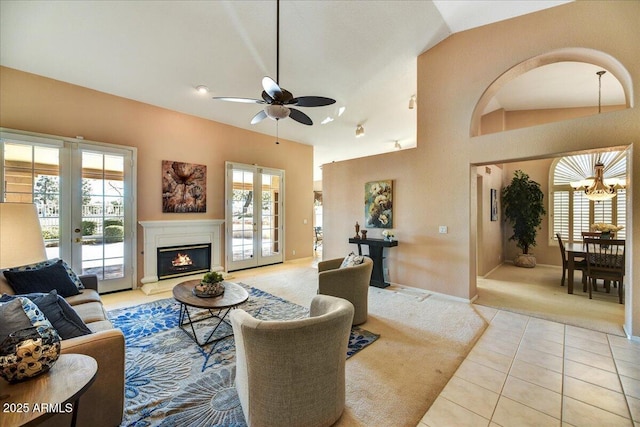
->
<box><xmin>1</xmin><ymin>0</ymin><xmax>573</xmax><ymax>180</ymax></box>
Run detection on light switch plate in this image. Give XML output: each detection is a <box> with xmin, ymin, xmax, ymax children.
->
<box><xmin>439</xmin><ymin>226</ymin><xmax>448</xmax><ymax>234</ymax></box>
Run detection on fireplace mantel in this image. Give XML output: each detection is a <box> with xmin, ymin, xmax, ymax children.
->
<box><xmin>139</xmin><ymin>220</ymin><xmax>224</xmax><ymax>291</ymax></box>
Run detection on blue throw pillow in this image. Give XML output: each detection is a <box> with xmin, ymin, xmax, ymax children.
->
<box><xmin>3</xmin><ymin>260</ymin><xmax>80</xmax><ymax>298</ymax></box>
<box><xmin>0</xmin><ymin>291</ymin><xmax>91</xmax><ymax>340</ymax></box>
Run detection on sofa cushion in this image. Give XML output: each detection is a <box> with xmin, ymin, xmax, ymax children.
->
<box><xmin>71</xmin><ymin>301</ymin><xmax>109</xmax><ymax>324</ymax></box>
<box><xmin>3</xmin><ymin>259</ymin><xmax>80</xmax><ymax>297</ymax></box>
<box><xmin>1</xmin><ymin>291</ymin><xmax>92</xmax><ymax>340</ymax></box>
<box><xmin>65</xmin><ymin>289</ymin><xmax>102</xmax><ymax>306</ymax></box>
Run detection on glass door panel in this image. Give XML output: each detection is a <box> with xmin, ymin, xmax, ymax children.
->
<box><xmin>259</xmin><ymin>172</ymin><xmax>281</xmax><ymax>262</ymax></box>
<box><xmin>2</xmin><ymin>141</ymin><xmax>62</xmax><ymax>260</ymax></box>
<box><xmin>226</xmin><ymin>162</ymin><xmax>283</xmax><ymax>271</ymax></box>
<box><xmin>76</xmin><ymin>151</ymin><xmax>128</xmax><ymax>289</ymax></box>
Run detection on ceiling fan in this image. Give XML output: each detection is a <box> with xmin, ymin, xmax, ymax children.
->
<box><xmin>212</xmin><ymin>0</ymin><xmax>335</xmax><ymax>126</ymax></box>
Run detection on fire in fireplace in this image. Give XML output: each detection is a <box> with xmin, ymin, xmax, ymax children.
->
<box><xmin>157</xmin><ymin>244</ymin><xmax>211</xmax><ymax>280</ymax></box>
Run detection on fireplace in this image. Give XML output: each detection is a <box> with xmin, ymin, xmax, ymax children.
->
<box><xmin>157</xmin><ymin>244</ymin><xmax>211</xmax><ymax>280</ymax></box>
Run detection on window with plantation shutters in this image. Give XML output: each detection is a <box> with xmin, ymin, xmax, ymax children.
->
<box><xmin>550</xmin><ymin>151</ymin><xmax>627</xmax><ymax>243</ymax></box>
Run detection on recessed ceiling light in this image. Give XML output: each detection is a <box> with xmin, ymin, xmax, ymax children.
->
<box><xmin>195</xmin><ymin>85</ymin><xmax>209</xmax><ymax>94</ymax></box>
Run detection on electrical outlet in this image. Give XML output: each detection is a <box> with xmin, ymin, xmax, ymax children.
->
<box><xmin>439</xmin><ymin>226</ymin><xmax>448</xmax><ymax>234</ymax></box>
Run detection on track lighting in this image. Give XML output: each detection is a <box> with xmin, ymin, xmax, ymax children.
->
<box><xmin>408</xmin><ymin>95</ymin><xmax>416</xmax><ymax>109</ymax></box>
<box><xmin>355</xmin><ymin>124</ymin><xmax>365</xmax><ymax>138</ymax></box>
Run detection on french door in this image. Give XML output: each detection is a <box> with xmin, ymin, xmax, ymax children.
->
<box><xmin>0</xmin><ymin>130</ymin><xmax>136</xmax><ymax>293</ymax></box>
<box><xmin>225</xmin><ymin>162</ymin><xmax>284</xmax><ymax>271</ymax></box>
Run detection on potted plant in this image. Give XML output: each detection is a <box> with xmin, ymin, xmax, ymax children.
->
<box><xmin>195</xmin><ymin>271</ymin><xmax>225</xmax><ymax>297</ymax></box>
<box><xmin>501</xmin><ymin>170</ymin><xmax>546</xmax><ymax>268</ymax></box>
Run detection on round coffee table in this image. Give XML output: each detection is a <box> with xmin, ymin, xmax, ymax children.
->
<box><xmin>172</xmin><ymin>280</ymin><xmax>249</xmax><ymax>348</ymax></box>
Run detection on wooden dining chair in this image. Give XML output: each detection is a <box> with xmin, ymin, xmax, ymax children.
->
<box><xmin>584</xmin><ymin>238</ymin><xmax>625</xmax><ymax>304</ymax></box>
<box><xmin>556</xmin><ymin>233</ymin><xmax>587</xmax><ymax>287</ymax></box>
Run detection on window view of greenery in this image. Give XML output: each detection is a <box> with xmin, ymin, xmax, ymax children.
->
<box><xmin>551</xmin><ymin>150</ymin><xmax>626</xmax><ymax>242</ymax></box>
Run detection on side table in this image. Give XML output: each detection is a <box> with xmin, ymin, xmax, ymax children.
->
<box><xmin>0</xmin><ymin>353</ymin><xmax>98</xmax><ymax>427</ymax></box>
<box><xmin>348</xmin><ymin>237</ymin><xmax>398</xmax><ymax>288</ymax></box>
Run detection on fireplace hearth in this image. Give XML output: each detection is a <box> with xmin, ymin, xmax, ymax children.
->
<box><xmin>157</xmin><ymin>244</ymin><xmax>211</xmax><ymax>280</ymax></box>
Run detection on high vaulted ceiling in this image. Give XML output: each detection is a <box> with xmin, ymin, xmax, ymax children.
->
<box><xmin>1</xmin><ymin>1</ymin><xmax>572</xmax><ymax>179</ymax></box>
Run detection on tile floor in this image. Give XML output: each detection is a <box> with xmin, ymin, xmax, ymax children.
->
<box><xmin>419</xmin><ymin>309</ymin><xmax>640</xmax><ymax>427</ymax></box>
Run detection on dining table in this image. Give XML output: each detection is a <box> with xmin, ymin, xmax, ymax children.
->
<box><xmin>565</xmin><ymin>242</ymin><xmax>587</xmax><ymax>294</ymax></box>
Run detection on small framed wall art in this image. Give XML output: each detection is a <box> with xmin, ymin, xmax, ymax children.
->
<box><xmin>490</xmin><ymin>188</ymin><xmax>498</xmax><ymax>221</ymax></box>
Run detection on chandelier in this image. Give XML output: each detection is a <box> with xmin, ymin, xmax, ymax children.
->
<box><xmin>570</xmin><ymin>161</ymin><xmax>625</xmax><ymax>201</ymax></box>
<box><xmin>568</xmin><ymin>71</ymin><xmax>625</xmax><ymax>201</ymax></box>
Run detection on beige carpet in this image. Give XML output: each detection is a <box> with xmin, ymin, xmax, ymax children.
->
<box><xmin>103</xmin><ymin>259</ymin><xmax>488</xmax><ymax>427</ymax></box>
<box><xmin>229</xmin><ymin>260</ymin><xmax>488</xmax><ymax>427</ymax></box>
<box><xmin>476</xmin><ymin>262</ymin><xmax>625</xmax><ymax>336</ymax></box>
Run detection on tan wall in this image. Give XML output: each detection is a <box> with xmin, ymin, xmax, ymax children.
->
<box><xmin>481</xmin><ymin>105</ymin><xmax>627</xmax><ymax>135</ymax></box>
<box><xmin>0</xmin><ymin>66</ymin><xmax>315</xmax><ymax>284</ymax></box>
<box><xmin>323</xmin><ymin>1</ymin><xmax>639</xmax><ymax>335</ymax></box>
<box><xmin>476</xmin><ymin>165</ymin><xmax>505</xmax><ymax>276</ymax></box>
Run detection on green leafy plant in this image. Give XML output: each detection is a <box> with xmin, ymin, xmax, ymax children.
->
<box><xmin>202</xmin><ymin>271</ymin><xmax>224</xmax><ymax>284</ymax></box>
<box><xmin>104</xmin><ymin>225</ymin><xmax>124</xmax><ymax>243</ymax></box>
<box><xmin>82</xmin><ymin>220</ymin><xmax>97</xmax><ymax>236</ymax></box>
<box><xmin>501</xmin><ymin>170</ymin><xmax>546</xmax><ymax>255</ymax></box>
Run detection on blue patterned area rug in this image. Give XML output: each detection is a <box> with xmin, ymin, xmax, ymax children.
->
<box><xmin>109</xmin><ymin>284</ymin><xmax>379</xmax><ymax>427</ymax></box>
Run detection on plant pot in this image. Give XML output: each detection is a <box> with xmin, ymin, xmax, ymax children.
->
<box><xmin>514</xmin><ymin>254</ymin><xmax>536</xmax><ymax>268</ymax></box>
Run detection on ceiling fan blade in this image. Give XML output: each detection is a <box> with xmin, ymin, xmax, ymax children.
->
<box><xmin>261</xmin><ymin>91</ymin><xmax>274</xmax><ymax>104</ymax></box>
<box><xmin>262</xmin><ymin>76</ymin><xmax>283</xmax><ymax>100</ymax></box>
<box><xmin>250</xmin><ymin>110</ymin><xmax>268</xmax><ymax>125</ymax></box>
<box><xmin>213</xmin><ymin>97</ymin><xmax>265</xmax><ymax>104</ymax></box>
<box><xmin>290</xmin><ymin>96</ymin><xmax>336</xmax><ymax>107</ymax></box>
<box><xmin>288</xmin><ymin>108</ymin><xmax>313</xmax><ymax>125</ymax></box>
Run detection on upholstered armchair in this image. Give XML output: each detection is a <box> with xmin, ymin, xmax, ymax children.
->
<box><xmin>318</xmin><ymin>256</ymin><xmax>373</xmax><ymax>325</ymax></box>
<box><xmin>230</xmin><ymin>294</ymin><xmax>354</xmax><ymax>427</ymax></box>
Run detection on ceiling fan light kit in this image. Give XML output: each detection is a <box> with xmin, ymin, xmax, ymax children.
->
<box><xmin>212</xmin><ymin>0</ymin><xmax>335</xmax><ymax>126</ymax></box>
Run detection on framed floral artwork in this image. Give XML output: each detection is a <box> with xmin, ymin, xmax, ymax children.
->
<box><xmin>365</xmin><ymin>180</ymin><xmax>393</xmax><ymax>228</ymax></box>
<box><xmin>162</xmin><ymin>160</ymin><xmax>207</xmax><ymax>213</ymax></box>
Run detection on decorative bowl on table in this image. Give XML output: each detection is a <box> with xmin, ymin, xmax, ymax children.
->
<box><xmin>192</xmin><ymin>271</ymin><xmax>226</xmax><ymax>298</ymax></box>
<box><xmin>0</xmin><ymin>326</ymin><xmax>61</xmax><ymax>383</ymax></box>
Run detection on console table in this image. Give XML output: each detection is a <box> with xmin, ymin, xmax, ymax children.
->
<box><xmin>348</xmin><ymin>238</ymin><xmax>398</xmax><ymax>288</ymax></box>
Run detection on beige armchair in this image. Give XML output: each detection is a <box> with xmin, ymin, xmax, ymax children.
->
<box><xmin>230</xmin><ymin>294</ymin><xmax>354</xmax><ymax>427</ymax></box>
<box><xmin>318</xmin><ymin>256</ymin><xmax>373</xmax><ymax>325</ymax></box>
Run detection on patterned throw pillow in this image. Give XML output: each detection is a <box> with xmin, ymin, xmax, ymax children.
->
<box><xmin>340</xmin><ymin>252</ymin><xmax>365</xmax><ymax>268</ymax></box>
<box><xmin>5</xmin><ymin>258</ymin><xmax>84</xmax><ymax>290</ymax></box>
